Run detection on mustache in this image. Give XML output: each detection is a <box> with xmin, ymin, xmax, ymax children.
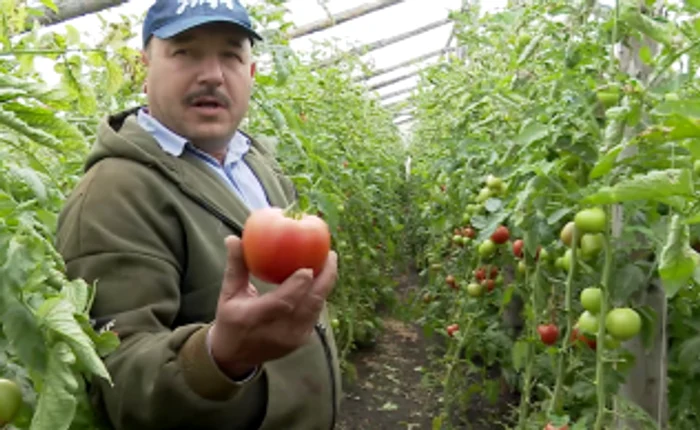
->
<box><xmin>184</xmin><ymin>89</ymin><xmax>231</xmax><ymax>108</ymax></box>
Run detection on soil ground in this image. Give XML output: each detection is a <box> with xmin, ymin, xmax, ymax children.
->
<box><xmin>335</xmin><ymin>269</ymin><xmax>519</xmax><ymax>430</ymax></box>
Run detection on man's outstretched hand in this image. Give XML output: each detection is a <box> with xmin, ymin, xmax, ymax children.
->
<box><xmin>209</xmin><ymin>235</ymin><xmax>338</xmax><ymax>379</ymax></box>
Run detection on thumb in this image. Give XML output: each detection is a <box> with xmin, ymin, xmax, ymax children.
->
<box><xmin>220</xmin><ymin>235</ymin><xmax>250</xmax><ymax>300</ymax></box>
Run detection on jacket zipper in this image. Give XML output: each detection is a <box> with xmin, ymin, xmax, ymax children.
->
<box><xmin>314</xmin><ymin>323</ymin><xmax>338</xmax><ymax>430</ymax></box>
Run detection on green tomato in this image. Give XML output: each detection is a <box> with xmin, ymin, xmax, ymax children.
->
<box><xmin>664</xmin><ymin>92</ymin><xmax>679</xmax><ymax>101</ymax></box>
<box><xmin>486</xmin><ymin>174</ymin><xmax>503</xmax><ymax>191</ymax></box>
<box><xmin>605</xmin><ymin>307</ymin><xmax>642</xmax><ymax>341</ymax></box>
<box><xmin>478</xmin><ymin>239</ymin><xmax>497</xmax><ymax>258</ymax></box>
<box><xmin>555</xmin><ymin>256</ymin><xmax>565</xmax><ymax>270</ymax></box>
<box><xmin>466</xmin><ymin>204</ymin><xmax>479</xmax><ymax>214</ymax></box>
<box><xmin>580</xmin><ymin>287</ymin><xmax>602</xmax><ymax>314</ymax></box>
<box><xmin>476</xmin><ymin>187</ymin><xmax>492</xmax><ymax>203</ymax></box>
<box><xmin>577</xmin><ymin>310</ymin><xmax>599</xmax><ymax>335</ymax></box>
<box><xmin>537</xmin><ymin>247</ymin><xmax>549</xmax><ymax>262</ymax></box>
<box><xmin>0</xmin><ymin>378</ymin><xmax>22</xmax><ymax>426</ymax></box>
<box><xmin>694</xmin><ymin>160</ymin><xmax>700</xmax><ymax>176</ymax></box>
<box><xmin>574</xmin><ymin>207</ymin><xmax>607</xmax><ymax>234</ymax></box>
<box><xmin>580</xmin><ymin>233</ymin><xmax>604</xmax><ymax>260</ymax></box>
<box><xmin>331</xmin><ymin>318</ymin><xmax>340</xmax><ymax>329</ymax></box>
<box><xmin>462</xmin><ymin>212</ymin><xmax>471</xmax><ymax>225</ymax></box>
<box><xmin>518</xmin><ymin>260</ymin><xmax>527</xmax><ymax>274</ymax></box>
<box><xmin>466</xmin><ymin>282</ymin><xmax>484</xmax><ymax>297</ymax></box>
<box><xmin>561</xmin><ymin>249</ymin><xmax>572</xmax><ymax>272</ymax></box>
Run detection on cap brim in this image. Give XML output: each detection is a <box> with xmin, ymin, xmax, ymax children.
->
<box><xmin>153</xmin><ymin>15</ymin><xmax>263</xmax><ymax>42</ymax></box>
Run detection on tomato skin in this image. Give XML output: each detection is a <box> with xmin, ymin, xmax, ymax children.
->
<box><xmin>242</xmin><ymin>207</ymin><xmax>331</xmax><ymax>284</ymax></box>
<box><xmin>570</xmin><ymin>327</ymin><xmax>597</xmax><ymax>350</ymax></box>
<box><xmin>560</xmin><ymin>221</ymin><xmax>576</xmax><ymax>247</ymax></box>
<box><xmin>580</xmin><ymin>287</ymin><xmax>602</xmax><ymax>314</ymax></box>
<box><xmin>578</xmin><ymin>311</ymin><xmax>600</xmax><ymax>335</ymax></box>
<box><xmin>474</xmin><ymin>268</ymin><xmax>486</xmax><ymax>281</ymax></box>
<box><xmin>512</xmin><ymin>239</ymin><xmax>524</xmax><ymax>258</ymax></box>
<box><xmin>463</xmin><ymin>227</ymin><xmax>476</xmax><ymax>238</ymax></box>
<box><xmin>518</xmin><ymin>261</ymin><xmax>527</xmax><ymax>274</ymax></box>
<box><xmin>489</xmin><ymin>266</ymin><xmax>499</xmax><ymax>279</ymax></box>
<box><xmin>482</xmin><ymin>279</ymin><xmax>496</xmax><ymax>292</ymax></box>
<box><xmin>605</xmin><ymin>307</ymin><xmax>642</xmax><ymax>341</ymax></box>
<box><xmin>574</xmin><ymin>207</ymin><xmax>607</xmax><ymax>233</ymax></box>
<box><xmin>537</xmin><ymin>324</ymin><xmax>559</xmax><ymax>345</ymax></box>
<box><xmin>580</xmin><ymin>233</ymin><xmax>604</xmax><ymax>259</ymax></box>
<box><xmin>491</xmin><ymin>226</ymin><xmax>510</xmax><ymax>244</ymax></box>
<box><xmin>544</xmin><ymin>424</ymin><xmax>569</xmax><ymax>430</ymax></box>
<box><xmin>478</xmin><ymin>239</ymin><xmax>497</xmax><ymax>258</ymax></box>
<box><xmin>466</xmin><ymin>282</ymin><xmax>483</xmax><ymax>297</ymax></box>
<box><xmin>0</xmin><ymin>378</ymin><xmax>22</xmax><ymax>426</ymax></box>
<box><xmin>447</xmin><ymin>323</ymin><xmax>459</xmax><ymax>337</ymax></box>
<box><xmin>446</xmin><ymin>275</ymin><xmax>458</xmax><ymax>289</ymax></box>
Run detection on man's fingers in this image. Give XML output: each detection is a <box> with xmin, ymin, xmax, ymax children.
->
<box><xmin>220</xmin><ymin>235</ymin><xmax>250</xmax><ymax>300</ymax></box>
<box><xmin>309</xmin><ymin>251</ymin><xmax>338</xmax><ymax>301</ymax></box>
<box><xmin>256</xmin><ymin>267</ymin><xmax>314</xmax><ymax>318</ymax></box>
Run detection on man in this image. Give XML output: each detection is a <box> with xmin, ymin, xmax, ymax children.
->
<box><xmin>55</xmin><ymin>1</ymin><xmax>341</xmax><ymax>429</ymax></box>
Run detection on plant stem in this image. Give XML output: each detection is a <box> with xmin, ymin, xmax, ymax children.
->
<box><xmin>549</xmin><ymin>227</ymin><xmax>580</xmax><ymax>415</ymax></box>
<box><xmin>517</xmin><ymin>263</ymin><xmax>539</xmax><ymax>429</ymax></box>
<box><xmin>594</xmin><ymin>212</ymin><xmax>614</xmax><ymax>430</ymax></box>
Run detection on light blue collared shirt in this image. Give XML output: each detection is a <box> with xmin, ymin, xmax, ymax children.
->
<box><xmin>136</xmin><ymin>108</ymin><xmax>270</xmax><ymax>211</ymax></box>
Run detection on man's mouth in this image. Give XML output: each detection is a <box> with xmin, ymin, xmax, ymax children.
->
<box><xmin>190</xmin><ymin>97</ymin><xmax>227</xmax><ymax>112</ymax></box>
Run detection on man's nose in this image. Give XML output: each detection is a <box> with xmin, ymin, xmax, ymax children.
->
<box><xmin>196</xmin><ymin>56</ymin><xmax>225</xmax><ymax>86</ymax></box>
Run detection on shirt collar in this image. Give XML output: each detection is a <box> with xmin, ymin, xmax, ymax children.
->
<box><xmin>136</xmin><ymin>107</ymin><xmax>251</xmax><ymax>165</ymax></box>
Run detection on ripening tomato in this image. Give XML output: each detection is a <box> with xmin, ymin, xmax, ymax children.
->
<box><xmin>446</xmin><ymin>275</ymin><xmax>457</xmax><ymax>289</ymax></box>
<box><xmin>463</xmin><ymin>227</ymin><xmax>476</xmax><ymax>238</ymax></box>
<box><xmin>242</xmin><ymin>207</ymin><xmax>331</xmax><ymax>284</ymax></box>
<box><xmin>560</xmin><ymin>221</ymin><xmax>576</xmax><ymax>247</ymax></box>
<box><xmin>447</xmin><ymin>324</ymin><xmax>459</xmax><ymax>337</ymax></box>
<box><xmin>570</xmin><ymin>327</ymin><xmax>597</xmax><ymax>350</ymax></box>
<box><xmin>489</xmin><ymin>266</ymin><xmax>499</xmax><ymax>279</ymax></box>
<box><xmin>537</xmin><ymin>324</ymin><xmax>559</xmax><ymax>345</ymax></box>
<box><xmin>474</xmin><ymin>267</ymin><xmax>487</xmax><ymax>281</ymax></box>
<box><xmin>544</xmin><ymin>423</ymin><xmax>569</xmax><ymax>430</ymax></box>
<box><xmin>512</xmin><ymin>239</ymin><xmax>524</xmax><ymax>259</ymax></box>
<box><xmin>491</xmin><ymin>226</ymin><xmax>510</xmax><ymax>244</ymax></box>
<box><xmin>482</xmin><ymin>279</ymin><xmax>496</xmax><ymax>292</ymax></box>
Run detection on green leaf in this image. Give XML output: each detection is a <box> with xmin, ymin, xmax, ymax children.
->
<box><xmin>39</xmin><ymin>0</ymin><xmax>59</xmax><ymax>13</ymax></box>
<box><xmin>39</xmin><ymin>298</ymin><xmax>112</xmax><ymax>383</ymax></box>
<box><xmin>511</xmin><ymin>340</ymin><xmax>528</xmax><ymax>371</ymax></box>
<box><xmin>8</xmin><ymin>165</ymin><xmax>47</xmax><ymax>203</ymax></box>
<box><xmin>678</xmin><ymin>335</ymin><xmax>700</xmax><ymax>373</ymax></box>
<box><xmin>589</xmin><ymin>144</ymin><xmax>623</xmax><ymax>180</ymax></box>
<box><xmin>0</xmin><ymin>105</ymin><xmax>62</xmax><ymax>150</ymax></box>
<box><xmin>658</xmin><ymin>215</ymin><xmax>696</xmax><ymax>297</ymax></box>
<box><xmin>30</xmin><ymin>343</ymin><xmax>78</xmax><ymax>430</ymax></box>
<box><xmin>0</xmin><ymin>295</ymin><xmax>48</xmax><ymax>373</ymax></box>
<box><xmin>582</xmin><ymin>169</ymin><xmax>694</xmax><ymax>205</ymax></box>
<box><xmin>514</xmin><ymin>121</ymin><xmax>549</xmax><ymax>147</ymax></box>
<box><xmin>652</xmin><ymin>100</ymin><xmax>700</xmax><ymax>118</ymax></box>
<box><xmin>61</xmin><ymin>279</ymin><xmax>89</xmax><ymax>315</ymax></box>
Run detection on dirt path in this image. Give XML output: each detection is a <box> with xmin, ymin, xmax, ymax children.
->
<box><xmin>336</xmin><ymin>316</ymin><xmax>440</xmax><ymax>430</ymax></box>
<box><xmin>336</xmin><ymin>269</ymin><xmax>441</xmax><ymax>429</ymax></box>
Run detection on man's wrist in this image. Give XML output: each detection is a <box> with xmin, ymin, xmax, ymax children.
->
<box><xmin>205</xmin><ymin>325</ymin><xmax>260</xmax><ymax>383</ymax></box>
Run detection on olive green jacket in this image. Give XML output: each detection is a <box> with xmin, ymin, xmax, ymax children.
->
<box><xmin>55</xmin><ymin>107</ymin><xmax>342</xmax><ymax>430</ymax></box>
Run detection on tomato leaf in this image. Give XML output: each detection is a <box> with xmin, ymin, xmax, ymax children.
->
<box><xmin>511</xmin><ymin>340</ymin><xmax>528</xmax><ymax>371</ymax></box>
<box><xmin>658</xmin><ymin>215</ymin><xmax>696</xmax><ymax>298</ymax></box>
<box><xmin>0</xmin><ymin>295</ymin><xmax>48</xmax><ymax>373</ymax></box>
<box><xmin>30</xmin><ymin>343</ymin><xmax>78</xmax><ymax>430</ymax></box>
<box><xmin>38</xmin><ymin>298</ymin><xmax>112</xmax><ymax>384</ymax></box>
<box><xmin>613</xmin><ymin>264</ymin><xmax>647</xmax><ymax>303</ymax></box>
<box><xmin>589</xmin><ymin>144</ymin><xmax>623</xmax><ymax>180</ymax></box>
<box><xmin>582</xmin><ymin>169</ymin><xmax>694</xmax><ymax>205</ymax></box>
<box><xmin>677</xmin><ymin>335</ymin><xmax>700</xmax><ymax>374</ymax></box>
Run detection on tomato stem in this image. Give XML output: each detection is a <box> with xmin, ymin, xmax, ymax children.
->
<box><xmin>594</xmin><ymin>210</ymin><xmax>613</xmax><ymax>430</ymax></box>
<box><xmin>517</xmin><ymin>261</ymin><xmax>539</xmax><ymax>429</ymax></box>
<box><xmin>549</xmin><ymin>226</ymin><xmax>580</xmax><ymax>415</ymax></box>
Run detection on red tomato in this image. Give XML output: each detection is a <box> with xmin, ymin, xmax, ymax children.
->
<box><xmin>482</xmin><ymin>279</ymin><xmax>496</xmax><ymax>292</ymax></box>
<box><xmin>474</xmin><ymin>268</ymin><xmax>486</xmax><ymax>281</ymax></box>
<box><xmin>512</xmin><ymin>239</ymin><xmax>524</xmax><ymax>259</ymax></box>
<box><xmin>537</xmin><ymin>324</ymin><xmax>559</xmax><ymax>345</ymax></box>
<box><xmin>570</xmin><ymin>327</ymin><xmax>597</xmax><ymax>350</ymax></box>
<box><xmin>489</xmin><ymin>266</ymin><xmax>499</xmax><ymax>279</ymax></box>
<box><xmin>491</xmin><ymin>226</ymin><xmax>510</xmax><ymax>244</ymax></box>
<box><xmin>446</xmin><ymin>275</ymin><xmax>458</xmax><ymax>290</ymax></box>
<box><xmin>544</xmin><ymin>424</ymin><xmax>569</xmax><ymax>430</ymax></box>
<box><xmin>447</xmin><ymin>324</ymin><xmax>459</xmax><ymax>337</ymax></box>
<box><xmin>242</xmin><ymin>207</ymin><xmax>331</xmax><ymax>284</ymax></box>
<box><xmin>463</xmin><ymin>227</ymin><xmax>476</xmax><ymax>238</ymax></box>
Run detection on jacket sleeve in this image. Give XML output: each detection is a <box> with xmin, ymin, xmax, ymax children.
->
<box><xmin>55</xmin><ymin>159</ymin><xmax>267</xmax><ymax>430</ymax></box>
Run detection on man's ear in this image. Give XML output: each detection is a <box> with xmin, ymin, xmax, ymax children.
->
<box><xmin>250</xmin><ymin>62</ymin><xmax>257</xmax><ymax>78</ymax></box>
<box><xmin>141</xmin><ymin>49</ymin><xmax>150</xmax><ymax>66</ymax></box>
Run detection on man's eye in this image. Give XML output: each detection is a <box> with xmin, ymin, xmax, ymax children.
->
<box><xmin>173</xmin><ymin>49</ymin><xmax>188</xmax><ymax>55</ymax></box>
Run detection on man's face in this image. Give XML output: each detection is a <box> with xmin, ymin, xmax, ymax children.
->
<box><xmin>143</xmin><ymin>23</ymin><xmax>256</xmax><ymax>152</ymax></box>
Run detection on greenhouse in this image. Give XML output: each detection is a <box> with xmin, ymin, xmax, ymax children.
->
<box><xmin>0</xmin><ymin>0</ymin><xmax>698</xmax><ymax>429</ymax></box>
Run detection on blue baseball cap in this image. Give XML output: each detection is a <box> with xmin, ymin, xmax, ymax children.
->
<box><xmin>142</xmin><ymin>0</ymin><xmax>263</xmax><ymax>47</ymax></box>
